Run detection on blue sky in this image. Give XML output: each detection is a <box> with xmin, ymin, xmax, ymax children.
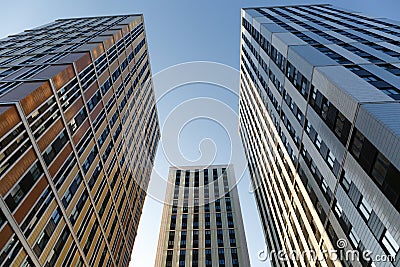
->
<box><xmin>1</xmin><ymin>0</ymin><xmax>400</xmax><ymax>266</ymax></box>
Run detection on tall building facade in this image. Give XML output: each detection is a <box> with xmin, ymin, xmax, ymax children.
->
<box><xmin>0</xmin><ymin>15</ymin><xmax>160</xmax><ymax>267</ymax></box>
<box><xmin>239</xmin><ymin>4</ymin><xmax>400</xmax><ymax>267</ymax></box>
<box><xmin>155</xmin><ymin>165</ymin><xmax>250</xmax><ymax>267</ymax></box>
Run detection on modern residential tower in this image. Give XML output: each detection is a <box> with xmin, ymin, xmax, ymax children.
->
<box><xmin>155</xmin><ymin>165</ymin><xmax>250</xmax><ymax>267</ymax></box>
<box><xmin>239</xmin><ymin>4</ymin><xmax>400</xmax><ymax>267</ymax></box>
<box><xmin>0</xmin><ymin>15</ymin><xmax>160</xmax><ymax>266</ymax></box>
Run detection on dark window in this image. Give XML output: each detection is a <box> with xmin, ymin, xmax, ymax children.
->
<box><xmin>371</xmin><ymin>153</ymin><xmax>390</xmax><ymax>185</ymax></box>
<box><xmin>5</xmin><ymin>162</ymin><xmax>43</xmax><ymax>211</ymax></box>
<box><xmin>349</xmin><ymin>129</ymin><xmax>400</xmax><ymax>211</ymax></box>
<box><xmin>0</xmin><ymin>210</ymin><xmax>6</xmax><ymax>228</ymax></box>
<box><xmin>87</xmin><ymin>90</ymin><xmax>102</xmax><ymax>112</ymax></box>
<box><xmin>69</xmin><ymin>108</ymin><xmax>87</xmax><ymax>133</ymax></box>
<box><xmin>350</xmin><ymin>130</ymin><xmax>377</xmax><ymax>173</ymax></box>
<box><xmin>36</xmin><ymin>231</ymin><xmax>50</xmax><ymax>252</ymax></box>
<box><xmin>82</xmin><ymin>146</ymin><xmax>98</xmax><ymax>174</ymax></box>
<box><xmin>83</xmin><ymin>222</ymin><xmax>99</xmax><ymax>255</ymax></box>
<box><xmin>43</xmin><ymin>130</ymin><xmax>68</xmax><ymax>166</ymax></box>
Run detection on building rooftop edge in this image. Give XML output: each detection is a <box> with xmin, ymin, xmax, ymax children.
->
<box><xmin>242</xmin><ymin>3</ymin><xmax>331</xmax><ymax>11</ymax></box>
<box><xmin>55</xmin><ymin>14</ymin><xmax>143</xmax><ymax>21</ymax></box>
<box><xmin>169</xmin><ymin>164</ymin><xmax>234</xmax><ymax>170</ymax></box>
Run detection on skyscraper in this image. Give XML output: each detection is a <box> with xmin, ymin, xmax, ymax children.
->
<box><xmin>239</xmin><ymin>4</ymin><xmax>400</xmax><ymax>267</ymax></box>
<box><xmin>155</xmin><ymin>165</ymin><xmax>250</xmax><ymax>267</ymax></box>
<box><xmin>0</xmin><ymin>15</ymin><xmax>160</xmax><ymax>267</ymax></box>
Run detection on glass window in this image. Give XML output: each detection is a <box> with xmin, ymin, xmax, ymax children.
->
<box><xmin>359</xmin><ymin>198</ymin><xmax>372</xmax><ymax>221</ymax></box>
<box><xmin>334</xmin><ymin>201</ymin><xmax>343</xmax><ymax>217</ymax></box>
<box><xmin>382</xmin><ymin>230</ymin><xmax>399</xmax><ymax>257</ymax></box>
<box><xmin>327</xmin><ymin>151</ymin><xmax>335</xmax><ymax>169</ymax></box>
<box><xmin>321</xmin><ymin>99</ymin><xmax>329</xmax><ymax>119</ymax></box>
<box><xmin>371</xmin><ymin>153</ymin><xmax>390</xmax><ymax>185</ymax></box>
<box><xmin>0</xmin><ymin>210</ymin><xmax>5</xmax><ymax>228</ymax></box>
<box><xmin>51</xmin><ymin>208</ymin><xmax>61</xmax><ymax>224</ymax></box>
<box><xmin>350</xmin><ymin>131</ymin><xmax>364</xmax><ymax>159</ymax></box>
<box><xmin>305</xmin><ymin>121</ymin><xmax>311</xmax><ymax>134</ymax></box>
<box><xmin>341</xmin><ymin>172</ymin><xmax>351</xmax><ymax>192</ymax></box>
<box><xmin>37</xmin><ymin>231</ymin><xmax>50</xmax><ymax>250</ymax></box>
<box><xmin>349</xmin><ymin>229</ymin><xmax>360</xmax><ymax>248</ymax></box>
<box><xmin>315</xmin><ymin>135</ymin><xmax>322</xmax><ymax>150</ymax></box>
<box><xmin>43</xmin><ymin>130</ymin><xmax>68</xmax><ymax>165</ymax></box>
<box><xmin>362</xmin><ymin>76</ymin><xmax>378</xmax><ymax>82</ymax></box>
<box><xmin>334</xmin><ymin>113</ymin><xmax>346</xmax><ymax>137</ymax></box>
<box><xmin>9</xmin><ymin>184</ymin><xmax>24</xmax><ymax>205</ymax></box>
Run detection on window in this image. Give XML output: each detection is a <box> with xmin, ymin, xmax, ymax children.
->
<box><xmin>101</xmin><ymin>78</ymin><xmax>112</xmax><ymax>95</ymax></box>
<box><xmin>42</xmin><ymin>130</ymin><xmax>68</xmax><ymax>165</ymax></box>
<box><xmin>62</xmin><ymin>189</ymin><xmax>72</xmax><ymax>208</ymax></box>
<box><xmin>334</xmin><ymin>113</ymin><xmax>346</xmax><ymax>137</ymax></box>
<box><xmin>340</xmin><ymin>172</ymin><xmax>351</xmax><ymax>193</ymax></box>
<box><xmin>327</xmin><ymin>151</ymin><xmax>335</xmax><ymax>169</ymax></box>
<box><xmin>82</xmin><ymin>146</ymin><xmax>98</xmax><ymax>174</ymax></box>
<box><xmin>350</xmin><ymin>130</ymin><xmax>364</xmax><ymax>159</ymax></box>
<box><xmin>180</xmin><ymin>231</ymin><xmax>187</xmax><ymax>247</ymax></box>
<box><xmin>359</xmin><ymin>198</ymin><xmax>372</xmax><ymax>221</ymax></box>
<box><xmin>382</xmin><ymin>230</ymin><xmax>399</xmax><ymax>257</ymax></box>
<box><xmin>51</xmin><ymin>209</ymin><xmax>61</xmax><ymax>224</ymax></box>
<box><xmin>0</xmin><ymin>66</ymin><xmax>21</xmax><ymax>78</ymax></box>
<box><xmin>349</xmin><ymin>228</ymin><xmax>360</xmax><ymax>248</ymax></box>
<box><xmin>321</xmin><ymin>179</ymin><xmax>328</xmax><ymax>194</ymax></box>
<box><xmin>321</xmin><ymin>99</ymin><xmax>329</xmax><ymax>119</ymax></box>
<box><xmin>371</xmin><ymin>153</ymin><xmax>390</xmax><ymax>185</ymax></box>
<box><xmin>29</xmin><ymin>97</ymin><xmax>60</xmax><ymax>138</ymax></box>
<box><xmin>97</xmin><ymin>126</ymin><xmax>110</xmax><ymax>148</ymax></box>
<box><xmin>87</xmin><ymin>91</ymin><xmax>102</xmax><ymax>112</ymax></box>
<box><xmin>167</xmin><ymin>231</ymin><xmax>175</xmax><ymax>248</ymax></box>
<box><xmin>362</xmin><ymin>76</ymin><xmax>378</xmax><ymax>82</ymax></box>
<box><xmin>5</xmin><ymin>162</ymin><xmax>43</xmax><ymax>211</ymax></box>
<box><xmin>112</xmin><ymin>67</ymin><xmax>121</xmax><ymax>82</ymax></box>
<box><xmin>8</xmin><ymin>185</ymin><xmax>24</xmax><ymax>207</ymax></box>
<box><xmin>36</xmin><ymin>231</ymin><xmax>50</xmax><ymax>253</ymax></box>
<box><xmin>0</xmin><ymin>210</ymin><xmax>5</xmax><ymax>228</ymax></box>
<box><xmin>69</xmin><ymin>108</ymin><xmax>87</xmax><ymax>133</ymax></box>
<box><xmin>83</xmin><ymin>222</ymin><xmax>98</xmax><ymax>254</ymax></box>
<box><xmin>315</xmin><ymin>135</ymin><xmax>322</xmax><ymax>150</ymax></box>
<box><xmin>69</xmin><ymin>190</ymin><xmax>88</xmax><ymax>225</ymax></box>
<box><xmin>379</xmin><ymin>63</ymin><xmax>400</xmax><ymax>76</ymax></box>
<box><xmin>347</xmin><ymin>65</ymin><xmax>362</xmax><ymax>72</ymax></box>
<box><xmin>78</xmin><ymin>64</ymin><xmax>96</xmax><ymax>91</ymax></box>
<box><xmin>334</xmin><ymin>201</ymin><xmax>343</xmax><ymax>218</ymax></box>
<box><xmin>305</xmin><ymin>121</ymin><xmax>311</xmax><ymax>134</ymax></box>
<box><xmin>204</xmin><ymin>204</ymin><xmax>210</xmax><ymax>212</ymax></box>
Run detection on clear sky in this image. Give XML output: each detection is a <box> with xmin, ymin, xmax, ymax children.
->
<box><xmin>1</xmin><ymin>1</ymin><xmax>399</xmax><ymax>266</ymax></box>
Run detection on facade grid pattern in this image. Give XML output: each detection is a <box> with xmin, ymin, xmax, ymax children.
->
<box><xmin>155</xmin><ymin>165</ymin><xmax>250</xmax><ymax>267</ymax></box>
<box><xmin>239</xmin><ymin>4</ymin><xmax>400</xmax><ymax>267</ymax></box>
<box><xmin>0</xmin><ymin>15</ymin><xmax>160</xmax><ymax>267</ymax></box>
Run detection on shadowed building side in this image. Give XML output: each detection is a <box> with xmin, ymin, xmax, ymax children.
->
<box><xmin>155</xmin><ymin>165</ymin><xmax>250</xmax><ymax>267</ymax></box>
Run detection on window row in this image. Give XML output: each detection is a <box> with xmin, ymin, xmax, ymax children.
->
<box><xmin>309</xmin><ymin>86</ymin><xmax>351</xmax><ymax>145</ymax></box>
<box><xmin>5</xmin><ymin>161</ymin><xmax>43</xmax><ymax>212</ymax></box>
<box><xmin>349</xmin><ymin>129</ymin><xmax>400</xmax><ymax>212</ymax></box>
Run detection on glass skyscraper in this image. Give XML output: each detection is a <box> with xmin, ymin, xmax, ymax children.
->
<box><xmin>0</xmin><ymin>15</ymin><xmax>159</xmax><ymax>266</ymax></box>
<box><xmin>239</xmin><ymin>4</ymin><xmax>400</xmax><ymax>267</ymax></box>
<box><xmin>155</xmin><ymin>165</ymin><xmax>250</xmax><ymax>267</ymax></box>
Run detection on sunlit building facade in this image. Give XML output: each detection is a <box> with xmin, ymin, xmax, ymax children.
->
<box><xmin>0</xmin><ymin>15</ymin><xmax>160</xmax><ymax>266</ymax></box>
<box><xmin>155</xmin><ymin>165</ymin><xmax>250</xmax><ymax>267</ymax></box>
<box><xmin>239</xmin><ymin>4</ymin><xmax>400</xmax><ymax>267</ymax></box>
